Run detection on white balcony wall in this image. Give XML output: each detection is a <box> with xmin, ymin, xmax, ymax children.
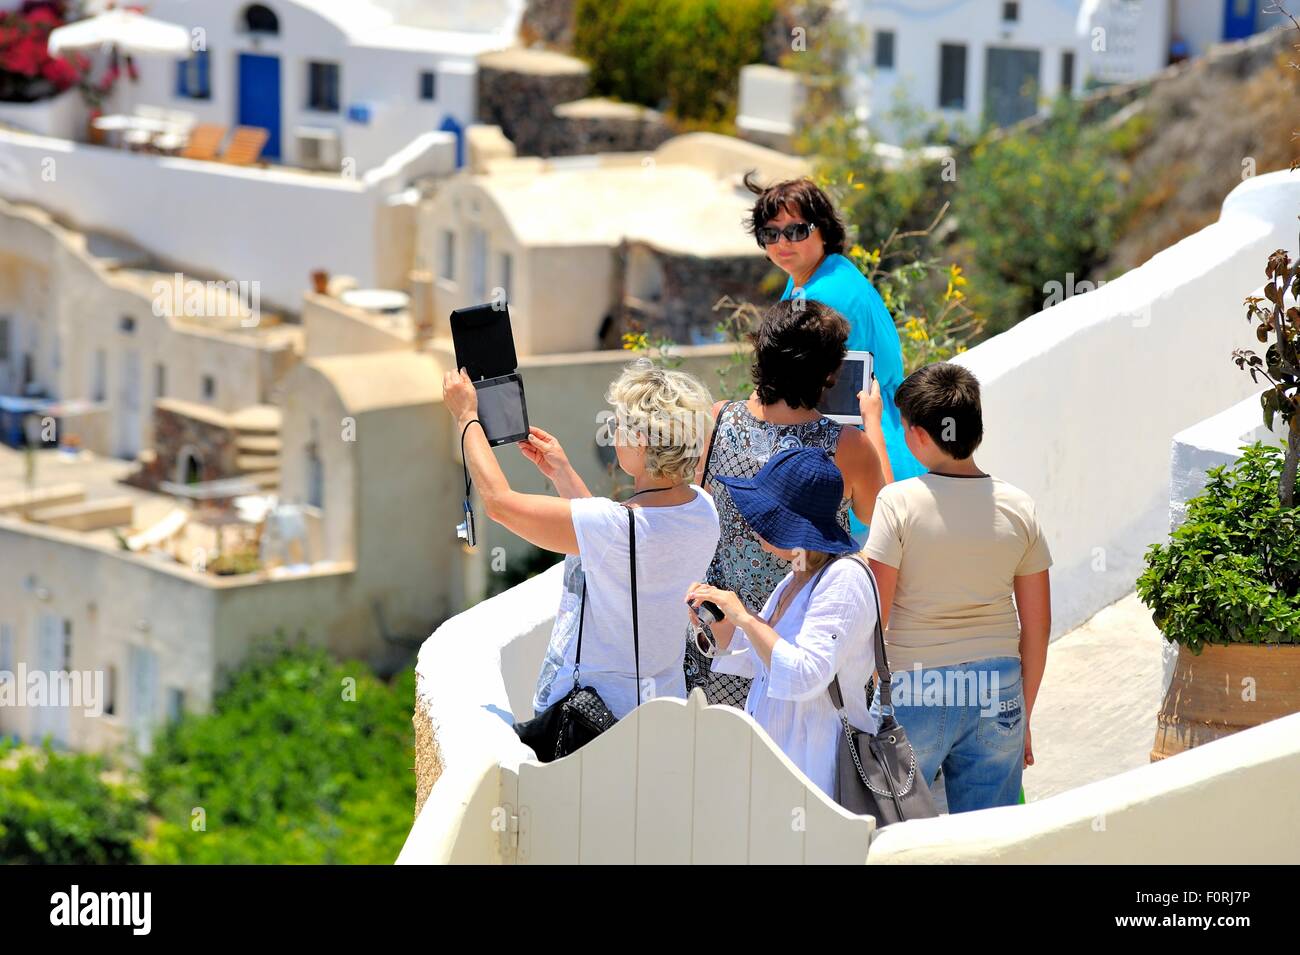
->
<box><xmin>0</xmin><ymin>128</ymin><xmax>454</xmax><ymax>310</ymax></box>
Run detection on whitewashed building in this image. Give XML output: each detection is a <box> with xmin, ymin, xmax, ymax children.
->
<box><xmin>836</xmin><ymin>0</ymin><xmax>1286</xmax><ymax>139</ymax></box>
<box><xmin>123</xmin><ymin>0</ymin><xmax>523</xmax><ymax>172</ymax></box>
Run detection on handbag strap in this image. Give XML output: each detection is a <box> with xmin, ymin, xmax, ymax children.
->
<box><xmin>572</xmin><ymin>487</ymin><xmax>654</xmax><ymax>687</ymax></box>
<box><xmin>572</xmin><ymin>581</ymin><xmax>588</xmax><ymax>682</ymax></box>
<box><xmin>626</xmin><ymin>504</ymin><xmax>641</xmax><ymax>704</ymax></box>
<box><xmin>698</xmin><ymin>400</ymin><xmax>734</xmax><ymax>489</ymax></box>
<box><xmin>812</xmin><ymin>555</ymin><xmax>893</xmax><ymax>714</ymax></box>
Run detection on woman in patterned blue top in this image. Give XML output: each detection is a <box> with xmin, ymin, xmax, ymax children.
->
<box><xmin>743</xmin><ymin>173</ymin><xmax>926</xmax><ymax>540</ymax></box>
<box><xmin>684</xmin><ymin>298</ymin><xmax>891</xmax><ymax>707</ymax></box>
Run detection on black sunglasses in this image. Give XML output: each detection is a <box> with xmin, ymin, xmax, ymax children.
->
<box><xmin>756</xmin><ymin>221</ymin><xmax>817</xmax><ymax>248</ymax></box>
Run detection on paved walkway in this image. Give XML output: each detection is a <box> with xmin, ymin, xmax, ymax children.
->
<box><xmin>1024</xmin><ymin>593</ymin><xmax>1168</xmax><ymax>801</ymax></box>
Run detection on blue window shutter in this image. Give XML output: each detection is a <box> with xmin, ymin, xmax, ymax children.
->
<box><xmin>176</xmin><ymin>57</ymin><xmax>189</xmax><ymax>97</ymax></box>
<box><xmin>197</xmin><ymin>50</ymin><xmax>209</xmax><ymax>98</ymax></box>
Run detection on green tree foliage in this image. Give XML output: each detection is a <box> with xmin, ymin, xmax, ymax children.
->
<box><xmin>139</xmin><ymin>645</ymin><xmax>415</xmax><ymax>864</ymax></box>
<box><xmin>574</xmin><ymin>0</ymin><xmax>775</xmax><ymax>124</ymax></box>
<box><xmin>958</xmin><ymin>102</ymin><xmax>1125</xmax><ymax>332</ymax></box>
<box><xmin>0</xmin><ymin>741</ymin><xmax>145</xmax><ymax>864</ymax></box>
<box><xmin>1137</xmin><ymin>444</ymin><xmax>1300</xmax><ymax>652</ymax></box>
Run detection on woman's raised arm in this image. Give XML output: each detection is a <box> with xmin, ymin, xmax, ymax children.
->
<box><xmin>445</xmin><ymin>369</ymin><xmax>580</xmax><ymax>555</ymax></box>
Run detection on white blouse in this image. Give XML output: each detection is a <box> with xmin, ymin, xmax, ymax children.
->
<box><xmin>712</xmin><ymin>558</ymin><xmax>879</xmax><ymax>798</ymax></box>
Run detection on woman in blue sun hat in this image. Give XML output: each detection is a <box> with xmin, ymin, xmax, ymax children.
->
<box><xmin>685</xmin><ymin>446</ymin><xmax>880</xmax><ymax>797</ymax></box>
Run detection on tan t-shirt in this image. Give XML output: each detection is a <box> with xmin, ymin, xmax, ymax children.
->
<box><xmin>863</xmin><ymin>473</ymin><xmax>1051</xmax><ymax>671</ymax></box>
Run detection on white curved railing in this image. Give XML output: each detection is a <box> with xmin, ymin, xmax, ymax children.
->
<box><xmin>396</xmin><ymin>559</ymin><xmax>1300</xmax><ymax>864</ymax></box>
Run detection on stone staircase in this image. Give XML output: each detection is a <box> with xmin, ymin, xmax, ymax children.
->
<box><xmin>229</xmin><ymin>405</ymin><xmax>282</xmax><ymax>491</ymax></box>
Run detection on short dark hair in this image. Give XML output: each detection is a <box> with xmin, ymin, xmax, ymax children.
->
<box><xmin>751</xmin><ymin>299</ymin><xmax>848</xmax><ymax>410</ymax></box>
<box><xmin>895</xmin><ymin>363</ymin><xmax>984</xmax><ymax>459</ymax></box>
<box><xmin>743</xmin><ymin>172</ymin><xmax>847</xmax><ymax>256</ymax></box>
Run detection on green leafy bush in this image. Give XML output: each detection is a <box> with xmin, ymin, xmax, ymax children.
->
<box><xmin>139</xmin><ymin>645</ymin><xmax>415</xmax><ymax>864</ymax></box>
<box><xmin>957</xmin><ymin>102</ymin><xmax>1126</xmax><ymax>332</ymax></box>
<box><xmin>1137</xmin><ymin>444</ymin><xmax>1300</xmax><ymax>652</ymax></box>
<box><xmin>0</xmin><ymin>741</ymin><xmax>145</xmax><ymax>864</ymax></box>
<box><xmin>574</xmin><ymin>0</ymin><xmax>775</xmax><ymax>124</ymax></box>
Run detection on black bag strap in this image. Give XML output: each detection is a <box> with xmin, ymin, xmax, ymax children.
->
<box><xmin>572</xmin><ymin>580</ymin><xmax>588</xmax><ymax>680</ymax></box>
<box><xmin>573</xmin><ymin>487</ymin><xmax>652</xmax><ymax>686</ymax></box>
<box><xmin>626</xmin><ymin>504</ymin><xmax>641</xmax><ymax>704</ymax></box>
<box><xmin>810</xmin><ymin>555</ymin><xmax>892</xmax><ymax>713</ymax></box>
<box><xmin>699</xmin><ymin>400</ymin><xmax>734</xmax><ymax>489</ymax></box>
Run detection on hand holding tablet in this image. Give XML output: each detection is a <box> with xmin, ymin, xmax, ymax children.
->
<box><xmin>450</xmin><ymin>303</ymin><xmax>530</xmax><ymax>446</ymax></box>
<box><xmin>819</xmin><ymin>350</ymin><xmax>874</xmax><ymax>425</ymax></box>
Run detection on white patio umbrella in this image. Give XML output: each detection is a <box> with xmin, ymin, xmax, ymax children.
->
<box><xmin>46</xmin><ymin>9</ymin><xmax>190</xmax><ymax>57</ymax></box>
<box><xmin>46</xmin><ymin>9</ymin><xmax>191</xmax><ymax>143</ymax></box>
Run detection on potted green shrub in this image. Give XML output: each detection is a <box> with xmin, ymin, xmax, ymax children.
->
<box><xmin>1138</xmin><ymin>246</ymin><xmax>1300</xmax><ymax>760</ymax></box>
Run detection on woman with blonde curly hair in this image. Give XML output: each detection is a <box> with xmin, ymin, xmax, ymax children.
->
<box><xmin>443</xmin><ymin>358</ymin><xmax>720</xmax><ymax>723</ymax></box>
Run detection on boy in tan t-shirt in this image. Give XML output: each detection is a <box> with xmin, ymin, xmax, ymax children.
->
<box><xmin>864</xmin><ymin>362</ymin><xmax>1051</xmax><ymax>813</ymax></box>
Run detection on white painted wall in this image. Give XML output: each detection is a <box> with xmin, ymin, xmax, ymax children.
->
<box><xmin>1168</xmin><ymin>388</ymin><xmax>1287</xmax><ymax>532</ymax></box>
<box><xmin>866</xmin><ymin>708</ymin><xmax>1300</xmax><ymax>862</ymax></box>
<box><xmin>0</xmin><ymin>127</ymin><xmax>453</xmax><ymax>309</ymax></box>
<box><xmin>1085</xmin><ymin>0</ymin><xmax>1173</xmax><ymax>85</ymax></box>
<box><xmin>0</xmin><ymin>89</ymin><xmax>85</xmax><ymax>140</ymax></box>
<box><xmin>954</xmin><ymin>169</ymin><xmax>1300</xmax><ymax>635</ymax></box>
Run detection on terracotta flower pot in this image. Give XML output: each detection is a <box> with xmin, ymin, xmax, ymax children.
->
<box><xmin>311</xmin><ymin>269</ymin><xmax>330</xmax><ymax>295</ymax></box>
<box><xmin>1151</xmin><ymin>642</ymin><xmax>1300</xmax><ymax>761</ymax></box>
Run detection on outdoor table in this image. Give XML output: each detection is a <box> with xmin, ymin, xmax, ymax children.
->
<box><xmin>92</xmin><ymin>114</ymin><xmax>175</xmax><ymax>149</ymax></box>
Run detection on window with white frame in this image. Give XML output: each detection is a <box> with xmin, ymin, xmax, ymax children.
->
<box><xmin>307</xmin><ymin>62</ymin><xmax>341</xmax><ymax>112</ymax></box>
<box><xmin>176</xmin><ymin>50</ymin><xmax>211</xmax><ymax>100</ymax></box>
<box><xmin>0</xmin><ymin>623</ymin><xmax>13</xmax><ymax>684</ymax></box>
<box><xmin>440</xmin><ymin>230</ymin><xmax>456</xmax><ymax>282</ymax></box>
<box><xmin>875</xmin><ymin>31</ymin><xmax>896</xmax><ymax>69</ymax></box>
<box><xmin>92</xmin><ymin>348</ymin><xmax>107</xmax><ymax>402</ymax></box>
<box><xmin>939</xmin><ymin>43</ymin><xmax>968</xmax><ymax>110</ymax></box>
<box><xmin>498</xmin><ymin>251</ymin><xmax>513</xmax><ymax>303</ymax></box>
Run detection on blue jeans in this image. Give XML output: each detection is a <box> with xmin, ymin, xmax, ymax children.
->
<box><xmin>871</xmin><ymin>656</ymin><xmax>1024</xmax><ymax>814</ymax></box>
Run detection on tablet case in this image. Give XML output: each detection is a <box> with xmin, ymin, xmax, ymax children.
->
<box><xmin>450</xmin><ymin>303</ymin><xmax>518</xmax><ymax>381</ymax></box>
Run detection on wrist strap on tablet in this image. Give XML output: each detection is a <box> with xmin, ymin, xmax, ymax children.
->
<box><xmin>461</xmin><ymin>418</ymin><xmax>483</xmax><ymax>498</ymax></box>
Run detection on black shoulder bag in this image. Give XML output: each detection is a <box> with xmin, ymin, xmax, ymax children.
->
<box><xmin>514</xmin><ymin>505</ymin><xmax>641</xmax><ymax>762</ymax></box>
<box><xmin>816</xmin><ymin>554</ymin><xmax>939</xmax><ymax>825</ymax></box>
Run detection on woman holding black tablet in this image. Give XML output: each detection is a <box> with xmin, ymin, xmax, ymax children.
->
<box><xmin>443</xmin><ymin>358</ymin><xmax>720</xmax><ymax>727</ymax></box>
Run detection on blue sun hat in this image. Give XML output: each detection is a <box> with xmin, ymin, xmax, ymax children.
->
<box><xmin>714</xmin><ymin>447</ymin><xmax>856</xmax><ymax>554</ymax></box>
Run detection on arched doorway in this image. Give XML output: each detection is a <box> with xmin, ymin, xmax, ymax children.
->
<box><xmin>439</xmin><ymin>115</ymin><xmax>464</xmax><ymax>169</ymax></box>
<box><xmin>177</xmin><ymin>446</ymin><xmax>203</xmax><ymax>486</ymax></box>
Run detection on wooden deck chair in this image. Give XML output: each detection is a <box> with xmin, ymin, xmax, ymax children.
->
<box><xmin>180</xmin><ymin>123</ymin><xmax>227</xmax><ymax>161</ymax></box>
<box><xmin>220</xmin><ymin>126</ymin><xmax>270</xmax><ymax>166</ymax></box>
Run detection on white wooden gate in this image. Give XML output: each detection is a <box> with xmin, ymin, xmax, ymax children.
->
<box><xmin>501</xmin><ymin>690</ymin><xmax>874</xmax><ymax>864</ymax></box>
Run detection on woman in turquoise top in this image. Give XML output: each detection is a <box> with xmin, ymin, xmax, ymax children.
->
<box><xmin>743</xmin><ymin>174</ymin><xmax>925</xmax><ymax>536</ymax></box>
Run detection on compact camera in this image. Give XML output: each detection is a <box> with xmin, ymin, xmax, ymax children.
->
<box><xmin>456</xmin><ymin>500</ymin><xmax>476</xmax><ymax>548</ymax></box>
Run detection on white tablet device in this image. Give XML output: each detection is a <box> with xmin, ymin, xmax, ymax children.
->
<box><xmin>819</xmin><ymin>351</ymin><xmax>874</xmax><ymax>425</ymax></box>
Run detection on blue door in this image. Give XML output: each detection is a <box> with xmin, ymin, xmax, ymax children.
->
<box><xmin>238</xmin><ymin>53</ymin><xmax>281</xmax><ymax>160</ymax></box>
<box><xmin>439</xmin><ymin>114</ymin><xmax>464</xmax><ymax>168</ymax></box>
<box><xmin>1223</xmin><ymin>0</ymin><xmax>1257</xmax><ymax>40</ymax></box>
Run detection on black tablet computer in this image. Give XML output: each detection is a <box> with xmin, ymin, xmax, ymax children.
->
<box><xmin>474</xmin><ymin>373</ymin><xmax>529</xmax><ymax>447</ymax></box>
<box><xmin>450</xmin><ymin>303</ymin><xmax>519</xmax><ymax>382</ymax></box>
<box><xmin>450</xmin><ymin>303</ymin><xmax>529</xmax><ymax>446</ymax></box>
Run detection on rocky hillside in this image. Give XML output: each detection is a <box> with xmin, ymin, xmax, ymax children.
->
<box><xmin>1089</xmin><ymin>26</ymin><xmax>1300</xmax><ymax>278</ymax></box>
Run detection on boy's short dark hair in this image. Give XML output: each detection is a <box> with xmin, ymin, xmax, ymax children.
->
<box><xmin>751</xmin><ymin>298</ymin><xmax>848</xmax><ymax>410</ymax></box>
<box><xmin>895</xmin><ymin>363</ymin><xmax>984</xmax><ymax>459</ymax></box>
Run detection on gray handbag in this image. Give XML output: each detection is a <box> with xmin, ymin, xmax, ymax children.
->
<box><xmin>817</xmin><ymin>555</ymin><xmax>939</xmax><ymax>826</ymax></box>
